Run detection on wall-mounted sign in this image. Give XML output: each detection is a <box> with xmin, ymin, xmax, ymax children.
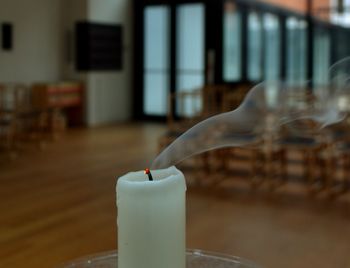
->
<box><xmin>2</xmin><ymin>23</ymin><xmax>13</xmax><ymax>50</ymax></box>
<box><xmin>75</xmin><ymin>21</ymin><xmax>123</xmax><ymax>71</ymax></box>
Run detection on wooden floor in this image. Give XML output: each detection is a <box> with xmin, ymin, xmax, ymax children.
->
<box><xmin>1</xmin><ymin>123</ymin><xmax>350</xmax><ymax>268</ymax></box>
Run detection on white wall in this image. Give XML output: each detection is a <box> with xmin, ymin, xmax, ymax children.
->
<box><xmin>85</xmin><ymin>0</ymin><xmax>133</xmax><ymax>126</ymax></box>
<box><xmin>61</xmin><ymin>0</ymin><xmax>133</xmax><ymax>126</ymax></box>
<box><xmin>61</xmin><ymin>0</ymin><xmax>87</xmax><ymax>80</ymax></box>
<box><xmin>0</xmin><ymin>0</ymin><xmax>63</xmax><ymax>83</ymax></box>
<box><xmin>0</xmin><ymin>0</ymin><xmax>133</xmax><ymax>126</ymax></box>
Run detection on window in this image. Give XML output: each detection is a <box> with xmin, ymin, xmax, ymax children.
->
<box><xmin>248</xmin><ymin>11</ymin><xmax>263</xmax><ymax>81</ymax></box>
<box><xmin>334</xmin><ymin>29</ymin><xmax>350</xmax><ymax>61</ymax></box>
<box><xmin>286</xmin><ymin>17</ymin><xmax>308</xmax><ymax>85</ymax></box>
<box><xmin>223</xmin><ymin>1</ymin><xmax>242</xmax><ymax>81</ymax></box>
<box><xmin>263</xmin><ymin>13</ymin><xmax>281</xmax><ymax>81</ymax></box>
<box><xmin>176</xmin><ymin>3</ymin><xmax>205</xmax><ymax>117</ymax></box>
<box><xmin>313</xmin><ymin>27</ymin><xmax>330</xmax><ymax>86</ymax></box>
<box><xmin>330</xmin><ymin>0</ymin><xmax>350</xmax><ymax>26</ymax></box>
<box><xmin>139</xmin><ymin>0</ymin><xmax>345</xmax><ymax>119</ymax></box>
<box><xmin>143</xmin><ymin>6</ymin><xmax>170</xmax><ymax>116</ymax></box>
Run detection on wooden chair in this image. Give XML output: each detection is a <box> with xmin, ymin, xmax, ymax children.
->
<box><xmin>1</xmin><ymin>84</ymin><xmax>48</xmax><ymax>153</ymax></box>
<box><xmin>277</xmin><ymin>120</ymin><xmax>328</xmax><ymax>193</ymax></box>
<box><xmin>32</xmin><ymin>82</ymin><xmax>83</xmax><ymax>140</ymax></box>
<box><xmin>202</xmin><ymin>84</ymin><xmax>229</xmax><ymax>116</ymax></box>
<box><xmin>16</xmin><ymin>84</ymin><xmax>48</xmax><ymax>148</ymax></box>
<box><xmin>212</xmin><ymin>84</ymin><xmax>265</xmax><ymax>188</ymax></box>
<box><xmin>220</xmin><ymin>133</ymin><xmax>265</xmax><ymax>187</ymax></box>
<box><xmin>158</xmin><ymin>88</ymin><xmax>204</xmax><ymax>154</ymax></box>
<box><xmin>0</xmin><ymin>84</ymin><xmax>17</xmax><ymax>158</ymax></box>
<box><xmin>156</xmin><ymin>88</ymin><xmax>208</xmax><ymax>184</ymax></box>
<box><xmin>221</xmin><ymin>83</ymin><xmax>252</xmax><ymax>112</ymax></box>
<box><xmin>199</xmin><ymin>84</ymin><xmax>255</xmax><ymax>183</ymax></box>
<box><xmin>323</xmin><ymin>117</ymin><xmax>350</xmax><ymax>196</ymax></box>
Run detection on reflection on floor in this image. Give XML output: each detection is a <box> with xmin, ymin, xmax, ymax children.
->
<box><xmin>1</xmin><ymin>123</ymin><xmax>350</xmax><ymax>268</ymax></box>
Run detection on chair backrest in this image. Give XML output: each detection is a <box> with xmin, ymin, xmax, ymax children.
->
<box><xmin>221</xmin><ymin>83</ymin><xmax>252</xmax><ymax>112</ymax></box>
<box><xmin>0</xmin><ymin>83</ymin><xmax>33</xmax><ymax>116</ymax></box>
<box><xmin>14</xmin><ymin>84</ymin><xmax>32</xmax><ymax>114</ymax></box>
<box><xmin>202</xmin><ymin>84</ymin><xmax>229</xmax><ymax>116</ymax></box>
<box><xmin>167</xmin><ymin>88</ymin><xmax>203</xmax><ymax>130</ymax></box>
<box><xmin>0</xmin><ymin>84</ymin><xmax>5</xmax><ymax>111</ymax></box>
<box><xmin>176</xmin><ymin>89</ymin><xmax>203</xmax><ymax>119</ymax></box>
<box><xmin>0</xmin><ymin>84</ymin><xmax>17</xmax><ymax>112</ymax></box>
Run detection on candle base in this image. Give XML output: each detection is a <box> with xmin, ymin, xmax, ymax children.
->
<box><xmin>59</xmin><ymin>249</ymin><xmax>260</xmax><ymax>268</ymax></box>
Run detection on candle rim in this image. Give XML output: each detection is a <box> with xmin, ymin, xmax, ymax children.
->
<box><xmin>118</xmin><ymin>166</ymin><xmax>182</xmax><ymax>183</ymax></box>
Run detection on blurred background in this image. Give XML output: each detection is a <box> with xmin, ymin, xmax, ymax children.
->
<box><xmin>1</xmin><ymin>0</ymin><xmax>350</xmax><ymax>267</ymax></box>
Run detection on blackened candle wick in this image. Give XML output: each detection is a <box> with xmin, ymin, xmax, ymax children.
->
<box><xmin>144</xmin><ymin>168</ymin><xmax>153</xmax><ymax>181</ymax></box>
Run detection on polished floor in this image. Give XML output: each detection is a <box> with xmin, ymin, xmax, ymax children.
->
<box><xmin>1</xmin><ymin>123</ymin><xmax>350</xmax><ymax>268</ymax></box>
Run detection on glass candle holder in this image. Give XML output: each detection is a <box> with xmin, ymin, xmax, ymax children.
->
<box><xmin>59</xmin><ymin>249</ymin><xmax>261</xmax><ymax>268</ymax></box>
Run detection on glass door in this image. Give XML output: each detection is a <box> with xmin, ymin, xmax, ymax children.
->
<box><xmin>141</xmin><ymin>2</ymin><xmax>205</xmax><ymax>119</ymax></box>
<box><xmin>313</xmin><ymin>27</ymin><xmax>330</xmax><ymax>86</ymax></box>
<box><xmin>247</xmin><ymin>11</ymin><xmax>263</xmax><ymax>82</ymax></box>
<box><xmin>143</xmin><ymin>6</ymin><xmax>170</xmax><ymax>116</ymax></box>
<box><xmin>286</xmin><ymin>17</ymin><xmax>308</xmax><ymax>85</ymax></box>
<box><xmin>176</xmin><ymin>3</ymin><xmax>205</xmax><ymax>117</ymax></box>
<box><xmin>222</xmin><ymin>1</ymin><xmax>242</xmax><ymax>82</ymax></box>
<box><xmin>263</xmin><ymin>13</ymin><xmax>281</xmax><ymax>81</ymax></box>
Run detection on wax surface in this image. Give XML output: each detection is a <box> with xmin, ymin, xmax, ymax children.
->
<box><xmin>117</xmin><ymin>166</ymin><xmax>186</xmax><ymax>268</ymax></box>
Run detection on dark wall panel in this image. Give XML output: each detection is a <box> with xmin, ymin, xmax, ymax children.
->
<box><xmin>2</xmin><ymin>23</ymin><xmax>13</xmax><ymax>50</ymax></box>
<box><xmin>75</xmin><ymin>21</ymin><xmax>122</xmax><ymax>71</ymax></box>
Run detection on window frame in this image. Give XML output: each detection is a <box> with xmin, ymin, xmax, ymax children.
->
<box><xmin>134</xmin><ymin>0</ymin><xmax>350</xmax><ymax>120</ymax></box>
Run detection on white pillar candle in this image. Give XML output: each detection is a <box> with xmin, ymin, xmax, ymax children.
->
<box><xmin>116</xmin><ymin>166</ymin><xmax>186</xmax><ymax>268</ymax></box>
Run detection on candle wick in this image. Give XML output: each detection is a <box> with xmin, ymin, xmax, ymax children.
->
<box><xmin>144</xmin><ymin>168</ymin><xmax>153</xmax><ymax>181</ymax></box>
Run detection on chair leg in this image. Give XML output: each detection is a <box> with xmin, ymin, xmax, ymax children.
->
<box><xmin>271</xmin><ymin>149</ymin><xmax>286</xmax><ymax>190</ymax></box>
<box><xmin>302</xmin><ymin>149</ymin><xmax>317</xmax><ymax>194</ymax></box>
<box><xmin>266</xmin><ymin>150</ymin><xmax>277</xmax><ymax>191</ymax></box>
<box><xmin>280</xmin><ymin>149</ymin><xmax>288</xmax><ymax>186</ymax></box>
<box><xmin>250</xmin><ymin>149</ymin><xmax>264</xmax><ymax>189</ymax></box>
<box><xmin>338</xmin><ymin>153</ymin><xmax>349</xmax><ymax>195</ymax></box>
<box><xmin>302</xmin><ymin>150</ymin><xmax>311</xmax><ymax>190</ymax></box>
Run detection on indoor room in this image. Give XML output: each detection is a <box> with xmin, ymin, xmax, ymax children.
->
<box><xmin>1</xmin><ymin>0</ymin><xmax>350</xmax><ymax>267</ymax></box>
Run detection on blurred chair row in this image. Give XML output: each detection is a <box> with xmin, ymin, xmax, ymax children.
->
<box><xmin>0</xmin><ymin>82</ymin><xmax>83</xmax><ymax>160</ymax></box>
<box><xmin>158</xmin><ymin>83</ymin><xmax>350</xmax><ymax>197</ymax></box>
<box><xmin>159</xmin><ymin>83</ymin><xmax>252</xmax><ymax>150</ymax></box>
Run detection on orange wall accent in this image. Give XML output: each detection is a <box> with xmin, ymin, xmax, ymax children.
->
<box><xmin>262</xmin><ymin>0</ymin><xmax>307</xmax><ymax>13</ymax></box>
<box><xmin>261</xmin><ymin>0</ymin><xmax>330</xmax><ymax>20</ymax></box>
<box><xmin>312</xmin><ymin>0</ymin><xmax>330</xmax><ymax>20</ymax></box>
<box><xmin>262</xmin><ymin>0</ymin><xmax>330</xmax><ymax>14</ymax></box>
